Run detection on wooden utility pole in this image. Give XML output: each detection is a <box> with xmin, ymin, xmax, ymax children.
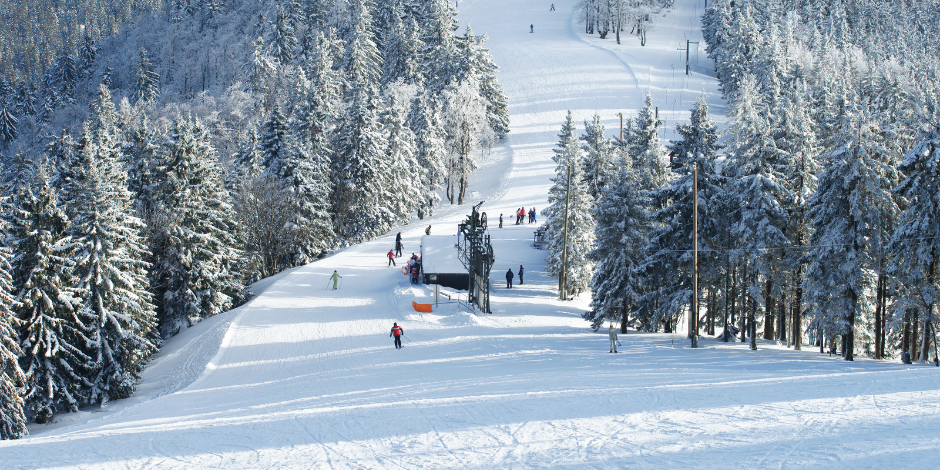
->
<box><xmin>560</xmin><ymin>163</ymin><xmax>572</xmax><ymax>300</ymax></box>
<box><xmin>691</xmin><ymin>161</ymin><xmax>699</xmax><ymax>348</ymax></box>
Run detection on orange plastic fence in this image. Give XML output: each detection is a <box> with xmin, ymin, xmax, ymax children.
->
<box><xmin>412</xmin><ymin>301</ymin><xmax>432</xmax><ymax>313</ymax></box>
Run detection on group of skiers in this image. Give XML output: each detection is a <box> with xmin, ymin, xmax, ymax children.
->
<box><xmin>513</xmin><ymin>207</ymin><xmax>536</xmax><ymax>225</ymax></box>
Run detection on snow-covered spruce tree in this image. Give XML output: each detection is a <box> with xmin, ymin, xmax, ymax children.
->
<box><xmin>284</xmin><ymin>71</ymin><xmax>336</xmax><ymax>260</ymax></box>
<box><xmin>458</xmin><ymin>26</ymin><xmax>510</xmax><ymax>140</ymax></box>
<box><xmin>260</xmin><ymin>106</ymin><xmax>290</xmax><ymax>174</ymax></box>
<box><xmin>888</xmin><ymin>89</ymin><xmax>940</xmax><ymax>363</ymax></box>
<box><xmin>68</xmin><ymin>87</ymin><xmax>157</xmax><ymax>405</ymax></box>
<box><xmin>626</xmin><ymin>93</ymin><xmax>670</xmax><ymax>192</ymax></box>
<box><xmin>269</xmin><ymin>5</ymin><xmax>297</xmax><ymax>66</ymax></box>
<box><xmin>125</xmin><ymin>116</ymin><xmax>164</xmax><ymax>215</ymax></box>
<box><xmin>802</xmin><ymin>100</ymin><xmax>899</xmax><ymax>361</ymax></box>
<box><xmin>134</xmin><ymin>48</ymin><xmax>159</xmax><ymax>104</ymax></box>
<box><xmin>408</xmin><ymin>92</ymin><xmax>446</xmax><ymax>219</ymax></box>
<box><xmin>243</xmin><ymin>37</ymin><xmax>276</xmax><ymax>96</ymax></box>
<box><xmin>441</xmin><ymin>79</ymin><xmax>490</xmax><ymax>205</ymax></box>
<box><xmin>723</xmin><ymin>75</ymin><xmax>791</xmax><ymax>350</ymax></box>
<box><xmin>777</xmin><ymin>79</ymin><xmax>819</xmax><ymax>349</ymax></box>
<box><xmin>0</xmin><ymin>106</ymin><xmax>18</xmax><ymax>148</ymax></box>
<box><xmin>586</xmin><ymin>160</ymin><xmax>649</xmax><ymax>331</ymax></box>
<box><xmin>544</xmin><ymin>111</ymin><xmax>595</xmax><ymax>299</ymax></box>
<box><xmin>382</xmin><ymin>89</ymin><xmax>421</xmax><ymax>221</ymax></box>
<box><xmin>151</xmin><ymin>116</ymin><xmax>243</xmax><ymax>337</ymax></box>
<box><xmin>341</xmin><ymin>0</ymin><xmax>383</xmax><ymax>98</ymax></box>
<box><xmin>77</xmin><ymin>34</ymin><xmax>98</xmax><ymax>79</ymax></box>
<box><xmin>638</xmin><ymin>109</ymin><xmax>725</xmax><ymax>335</ymax></box>
<box><xmin>0</xmin><ymin>179</ymin><xmax>27</xmax><ymax>439</ymax></box>
<box><xmin>580</xmin><ymin>113</ymin><xmax>615</xmax><ymax>201</ymax></box>
<box><xmin>419</xmin><ymin>0</ymin><xmax>460</xmax><ymax>94</ymax></box>
<box><xmin>10</xmin><ymin>165</ymin><xmax>86</xmax><ymax>424</ymax></box>
<box><xmin>331</xmin><ymin>82</ymin><xmax>392</xmax><ymax>242</ymax></box>
<box><xmin>382</xmin><ymin>12</ymin><xmax>424</xmax><ymax>87</ymax></box>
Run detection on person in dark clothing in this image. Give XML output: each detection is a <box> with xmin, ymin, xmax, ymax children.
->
<box><xmin>530</xmin><ymin>24</ymin><xmax>534</xmax><ymax>33</ymax></box>
<box><xmin>387</xmin><ymin>249</ymin><xmax>396</xmax><ymax>266</ymax></box>
<box><xmin>519</xmin><ymin>265</ymin><xmax>524</xmax><ymax>285</ymax></box>
<box><xmin>506</xmin><ymin>268</ymin><xmax>514</xmax><ymax>288</ymax></box>
<box><xmin>395</xmin><ymin>232</ymin><xmax>403</xmax><ymax>257</ymax></box>
<box><xmin>499</xmin><ymin>214</ymin><xmax>503</xmax><ymax>228</ymax></box>
<box><xmin>390</xmin><ymin>322</ymin><xmax>404</xmax><ymax>349</ymax></box>
<box><xmin>425</xmin><ymin>225</ymin><xmax>431</xmax><ymax>235</ymax></box>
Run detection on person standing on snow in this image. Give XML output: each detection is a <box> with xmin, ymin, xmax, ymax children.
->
<box><xmin>609</xmin><ymin>324</ymin><xmax>619</xmax><ymax>353</ymax></box>
<box><xmin>388</xmin><ymin>249</ymin><xmax>396</xmax><ymax>267</ymax></box>
<box><xmin>519</xmin><ymin>265</ymin><xmax>524</xmax><ymax>285</ymax></box>
<box><xmin>395</xmin><ymin>232</ymin><xmax>403</xmax><ymax>257</ymax></box>
<box><xmin>499</xmin><ymin>214</ymin><xmax>503</xmax><ymax>228</ymax></box>
<box><xmin>530</xmin><ymin>24</ymin><xmax>534</xmax><ymax>33</ymax></box>
<box><xmin>550</xmin><ymin>4</ymin><xmax>555</xmax><ymax>11</ymax></box>
<box><xmin>330</xmin><ymin>270</ymin><xmax>342</xmax><ymax>290</ymax></box>
<box><xmin>506</xmin><ymin>268</ymin><xmax>514</xmax><ymax>288</ymax></box>
<box><xmin>425</xmin><ymin>225</ymin><xmax>431</xmax><ymax>235</ymax></box>
<box><xmin>390</xmin><ymin>322</ymin><xmax>404</xmax><ymax>349</ymax></box>
<box><xmin>531</xmin><ymin>207</ymin><xmax>537</xmax><ymax>223</ymax></box>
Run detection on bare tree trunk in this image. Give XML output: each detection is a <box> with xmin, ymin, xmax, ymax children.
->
<box><xmin>902</xmin><ymin>309</ymin><xmax>912</xmax><ymax>363</ymax></box>
<box><xmin>764</xmin><ymin>279</ymin><xmax>774</xmax><ymax>340</ymax></box>
<box><xmin>912</xmin><ymin>308</ymin><xmax>920</xmax><ymax>361</ymax></box>
<box><xmin>777</xmin><ymin>295</ymin><xmax>786</xmax><ymax>343</ymax></box>
<box><xmin>874</xmin><ymin>271</ymin><xmax>884</xmax><ymax>359</ymax></box>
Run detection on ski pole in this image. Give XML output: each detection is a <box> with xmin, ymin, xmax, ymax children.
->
<box><xmin>402</xmin><ymin>334</ymin><xmax>411</xmax><ymax>342</ymax></box>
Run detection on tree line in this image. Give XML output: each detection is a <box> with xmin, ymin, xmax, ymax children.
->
<box><xmin>546</xmin><ymin>0</ymin><xmax>940</xmax><ymax>367</ymax></box>
<box><xmin>0</xmin><ymin>0</ymin><xmax>508</xmax><ymax>439</ymax></box>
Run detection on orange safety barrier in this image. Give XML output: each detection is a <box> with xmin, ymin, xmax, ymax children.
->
<box><xmin>412</xmin><ymin>301</ymin><xmax>432</xmax><ymax>313</ymax></box>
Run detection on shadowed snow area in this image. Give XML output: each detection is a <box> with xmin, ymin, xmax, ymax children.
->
<box><xmin>4</xmin><ymin>0</ymin><xmax>940</xmax><ymax>468</ymax></box>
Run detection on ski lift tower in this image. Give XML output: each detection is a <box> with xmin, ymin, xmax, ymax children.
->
<box><xmin>457</xmin><ymin>201</ymin><xmax>495</xmax><ymax>313</ymax></box>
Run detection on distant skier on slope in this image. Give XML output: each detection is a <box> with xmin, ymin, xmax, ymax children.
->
<box><xmin>395</xmin><ymin>232</ymin><xmax>403</xmax><ymax>257</ymax></box>
<box><xmin>330</xmin><ymin>270</ymin><xmax>342</xmax><ymax>290</ymax></box>
<box><xmin>519</xmin><ymin>265</ymin><xmax>524</xmax><ymax>285</ymax></box>
<box><xmin>506</xmin><ymin>268</ymin><xmax>514</xmax><ymax>289</ymax></box>
<box><xmin>388</xmin><ymin>249</ymin><xmax>396</xmax><ymax>267</ymax></box>
<box><xmin>530</xmin><ymin>24</ymin><xmax>534</xmax><ymax>33</ymax></box>
<box><xmin>609</xmin><ymin>324</ymin><xmax>618</xmax><ymax>353</ymax></box>
<box><xmin>390</xmin><ymin>322</ymin><xmax>404</xmax><ymax>349</ymax></box>
<box><xmin>551</xmin><ymin>4</ymin><xmax>555</xmax><ymax>11</ymax></box>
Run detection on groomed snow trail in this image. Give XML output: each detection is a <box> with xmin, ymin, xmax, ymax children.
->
<box><xmin>4</xmin><ymin>1</ymin><xmax>940</xmax><ymax>468</ymax></box>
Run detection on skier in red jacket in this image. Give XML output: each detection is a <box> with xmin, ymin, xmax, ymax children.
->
<box><xmin>390</xmin><ymin>323</ymin><xmax>404</xmax><ymax>349</ymax></box>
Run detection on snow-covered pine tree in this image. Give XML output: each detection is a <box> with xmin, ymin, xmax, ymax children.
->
<box><xmin>260</xmin><ymin>106</ymin><xmax>290</xmax><ymax>174</ymax></box>
<box><xmin>10</xmin><ymin>164</ymin><xmax>86</xmax><ymax>424</ymax></box>
<box><xmin>544</xmin><ymin>111</ymin><xmax>595</xmax><ymax>299</ymax></box>
<box><xmin>419</xmin><ymin>0</ymin><xmax>460</xmax><ymax>94</ymax></box>
<box><xmin>888</xmin><ymin>88</ymin><xmax>940</xmax><ymax>363</ymax></box>
<box><xmin>0</xmin><ymin>106</ymin><xmax>18</xmax><ymax>147</ymax></box>
<box><xmin>342</xmin><ymin>0</ymin><xmax>382</xmax><ymax>97</ymax></box>
<box><xmin>77</xmin><ymin>34</ymin><xmax>98</xmax><ymax>79</ymax></box>
<box><xmin>331</xmin><ymin>82</ymin><xmax>392</xmax><ymax>242</ymax></box>
<box><xmin>0</xmin><ymin>177</ymin><xmax>27</xmax><ymax>439</ymax></box>
<box><xmin>135</xmin><ymin>48</ymin><xmax>159</xmax><ymax>104</ymax></box>
<box><xmin>68</xmin><ymin>87</ymin><xmax>157</xmax><ymax>405</ymax></box>
<box><xmin>381</xmin><ymin>89</ymin><xmax>420</xmax><ymax>221</ymax></box>
<box><xmin>382</xmin><ymin>13</ymin><xmax>424</xmax><ymax>87</ymax></box>
<box><xmin>638</xmin><ymin>100</ymin><xmax>725</xmax><ymax>335</ymax></box>
<box><xmin>124</xmin><ymin>117</ymin><xmax>163</xmax><ymax>215</ymax></box>
<box><xmin>243</xmin><ymin>37</ymin><xmax>276</xmax><ymax>96</ymax></box>
<box><xmin>627</xmin><ymin>93</ymin><xmax>670</xmax><ymax>191</ymax></box>
<box><xmin>580</xmin><ymin>114</ymin><xmax>614</xmax><ymax>201</ymax></box>
<box><xmin>152</xmin><ymin>116</ymin><xmax>243</xmax><ymax>337</ymax></box>
<box><xmin>586</xmin><ymin>160</ymin><xmax>649</xmax><ymax>331</ymax></box>
<box><xmin>803</xmin><ymin>99</ymin><xmax>899</xmax><ymax>361</ymax></box>
<box><xmin>458</xmin><ymin>27</ymin><xmax>509</xmax><ymax>140</ymax></box>
<box><xmin>408</xmin><ymin>92</ymin><xmax>446</xmax><ymax>219</ymax></box>
<box><xmin>269</xmin><ymin>6</ymin><xmax>297</xmax><ymax>66</ymax></box>
<box><xmin>723</xmin><ymin>75</ymin><xmax>791</xmax><ymax>349</ymax></box>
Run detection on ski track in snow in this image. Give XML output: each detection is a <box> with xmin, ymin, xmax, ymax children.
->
<box><xmin>4</xmin><ymin>0</ymin><xmax>940</xmax><ymax>468</ymax></box>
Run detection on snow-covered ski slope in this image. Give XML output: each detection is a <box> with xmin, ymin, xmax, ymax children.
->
<box><xmin>5</xmin><ymin>0</ymin><xmax>940</xmax><ymax>468</ymax></box>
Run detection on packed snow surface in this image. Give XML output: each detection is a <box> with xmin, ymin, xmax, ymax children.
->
<box><xmin>4</xmin><ymin>0</ymin><xmax>940</xmax><ymax>468</ymax></box>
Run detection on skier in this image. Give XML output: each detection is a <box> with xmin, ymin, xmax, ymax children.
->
<box><xmin>530</xmin><ymin>24</ymin><xmax>534</xmax><ymax>33</ymax></box>
<box><xmin>499</xmin><ymin>214</ymin><xmax>503</xmax><ymax>228</ymax></box>
<box><xmin>518</xmin><ymin>265</ymin><xmax>524</xmax><ymax>285</ymax></box>
<box><xmin>395</xmin><ymin>232</ymin><xmax>403</xmax><ymax>257</ymax></box>
<box><xmin>528</xmin><ymin>207</ymin><xmax>534</xmax><ymax>223</ymax></box>
<box><xmin>390</xmin><ymin>322</ymin><xmax>404</xmax><ymax>349</ymax></box>
<box><xmin>330</xmin><ymin>270</ymin><xmax>342</xmax><ymax>290</ymax></box>
<box><xmin>609</xmin><ymin>323</ymin><xmax>619</xmax><ymax>353</ymax></box>
<box><xmin>425</xmin><ymin>225</ymin><xmax>431</xmax><ymax>235</ymax></box>
<box><xmin>532</xmin><ymin>207</ymin><xmax>537</xmax><ymax>223</ymax></box>
<box><xmin>550</xmin><ymin>4</ymin><xmax>555</xmax><ymax>11</ymax></box>
<box><xmin>506</xmin><ymin>268</ymin><xmax>514</xmax><ymax>289</ymax></box>
<box><xmin>388</xmin><ymin>249</ymin><xmax>396</xmax><ymax>267</ymax></box>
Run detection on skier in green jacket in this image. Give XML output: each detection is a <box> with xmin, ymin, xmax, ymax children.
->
<box><xmin>330</xmin><ymin>270</ymin><xmax>342</xmax><ymax>290</ymax></box>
